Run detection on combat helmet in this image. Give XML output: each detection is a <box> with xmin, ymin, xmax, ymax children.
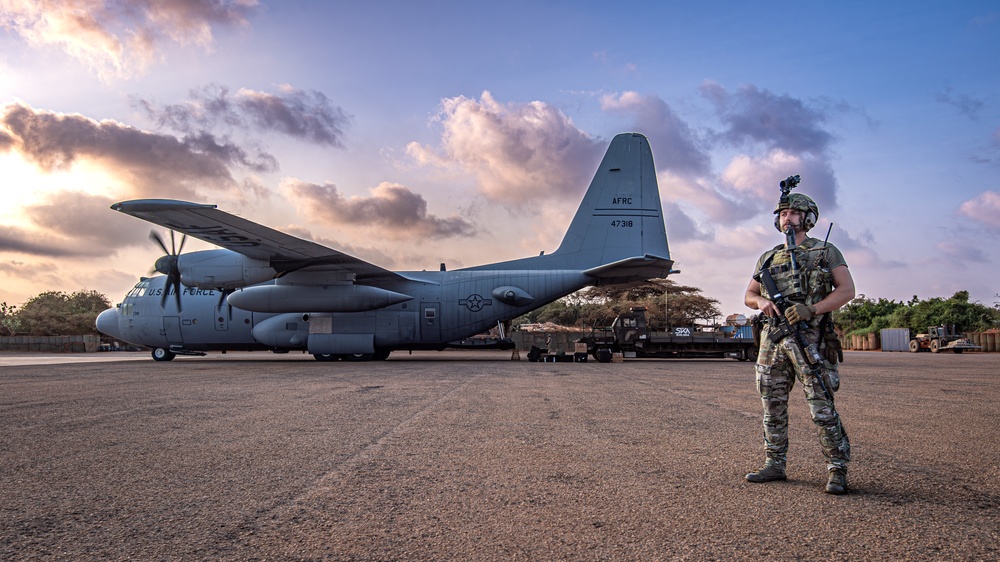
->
<box><xmin>773</xmin><ymin>193</ymin><xmax>819</xmax><ymax>232</ymax></box>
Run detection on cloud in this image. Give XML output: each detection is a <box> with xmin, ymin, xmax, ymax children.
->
<box><xmin>598</xmin><ymin>89</ymin><xmax>841</xmax><ymax>229</ymax></box>
<box><xmin>25</xmin><ymin>191</ymin><xmax>150</xmax><ymax>248</ymax></box>
<box><xmin>654</xmin><ymin>169</ymin><xmax>741</xmax><ymax>224</ymax></box>
<box><xmin>936</xmin><ymin>239</ymin><xmax>988</xmax><ymax>264</ymax></box>
<box><xmin>0</xmin><ymin>224</ymin><xmax>97</xmax><ymax>257</ymax></box>
<box><xmin>281</xmin><ymin>179</ymin><xmax>476</xmax><ymax>239</ymax></box>
<box><xmin>0</xmin><ymin>101</ymin><xmax>262</xmax><ymax>199</ymax></box>
<box><xmin>936</xmin><ymin>88</ymin><xmax>986</xmax><ymax>120</ymax></box>
<box><xmin>957</xmin><ymin>190</ymin><xmax>1000</xmax><ymax>230</ymax></box>
<box><xmin>823</xmin><ymin>224</ymin><xmax>905</xmax><ymax>270</ymax></box>
<box><xmin>719</xmin><ymin>150</ymin><xmax>839</xmax><ymax>215</ymax></box>
<box><xmin>0</xmin><ymin>258</ymin><xmax>65</xmax><ymax>300</ymax></box>
<box><xmin>0</xmin><ymin>0</ymin><xmax>258</xmax><ymax>79</ymax></box>
<box><xmin>406</xmin><ymin>91</ymin><xmax>603</xmax><ymax>206</ymax></box>
<box><xmin>600</xmin><ymin>91</ymin><xmax>711</xmax><ymax>177</ymax></box>
<box><xmin>598</xmin><ymin>91</ymin><xmax>749</xmax><ymax>230</ymax></box>
<box><xmin>662</xmin><ymin>202</ymin><xmax>712</xmax><ymax>242</ymax></box>
<box><xmin>700</xmin><ymin>81</ymin><xmax>837</xmax><ymax>156</ymax></box>
<box><xmin>135</xmin><ymin>84</ymin><xmax>351</xmax><ymax>147</ymax></box>
<box><xmin>676</xmin><ymin>82</ymin><xmax>847</xmax><ymax>226</ymax></box>
<box><xmin>0</xmin><ymin>191</ymin><xmax>150</xmax><ymax>258</ymax></box>
<box><xmin>282</xmin><ymin>225</ymin><xmax>397</xmax><ymax>269</ymax></box>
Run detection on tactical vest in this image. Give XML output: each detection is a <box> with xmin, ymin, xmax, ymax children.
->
<box><xmin>758</xmin><ymin>238</ymin><xmax>834</xmax><ymax>312</ymax></box>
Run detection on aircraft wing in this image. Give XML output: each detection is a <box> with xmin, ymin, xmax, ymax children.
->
<box><xmin>111</xmin><ymin>199</ymin><xmax>406</xmax><ymax>282</ymax></box>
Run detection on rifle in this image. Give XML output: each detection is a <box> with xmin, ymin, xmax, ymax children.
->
<box><xmin>757</xmin><ymin>265</ymin><xmax>834</xmax><ymax>402</ymax></box>
<box><xmin>759</xmin><ymin>172</ymin><xmax>834</xmax><ymax>400</ymax></box>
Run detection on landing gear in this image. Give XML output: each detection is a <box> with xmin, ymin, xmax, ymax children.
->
<box><xmin>312</xmin><ymin>351</ymin><xmax>390</xmax><ymax>362</ymax></box>
<box><xmin>151</xmin><ymin>347</ymin><xmax>176</xmax><ymax>361</ymax></box>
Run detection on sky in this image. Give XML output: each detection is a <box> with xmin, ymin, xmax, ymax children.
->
<box><xmin>1</xmin><ymin>0</ymin><xmax>998</xmax><ymax>320</ymax></box>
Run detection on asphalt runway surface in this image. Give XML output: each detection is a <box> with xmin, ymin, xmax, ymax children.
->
<box><xmin>1</xmin><ymin>350</ymin><xmax>997</xmax><ymax>560</ymax></box>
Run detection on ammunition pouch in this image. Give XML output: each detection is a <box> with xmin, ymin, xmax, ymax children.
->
<box><xmin>751</xmin><ymin>313</ymin><xmax>764</xmax><ymax>348</ymax></box>
<box><xmin>823</xmin><ymin>370</ymin><xmax>841</xmax><ymax>393</ymax></box>
<box><xmin>819</xmin><ymin>313</ymin><xmax>843</xmax><ymax>364</ymax></box>
<box><xmin>766</xmin><ymin>316</ymin><xmax>793</xmax><ymax>344</ymax></box>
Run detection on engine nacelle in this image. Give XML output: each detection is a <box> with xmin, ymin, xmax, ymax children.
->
<box><xmin>227</xmin><ymin>284</ymin><xmax>413</xmax><ymax>313</ymax></box>
<box><xmin>178</xmin><ymin>249</ymin><xmax>275</xmax><ymax>290</ymax></box>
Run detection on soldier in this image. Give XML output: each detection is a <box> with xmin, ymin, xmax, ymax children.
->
<box><xmin>743</xmin><ymin>190</ymin><xmax>855</xmax><ymax>494</ymax></box>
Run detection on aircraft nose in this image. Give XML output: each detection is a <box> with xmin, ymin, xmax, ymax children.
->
<box><xmin>95</xmin><ymin>307</ymin><xmax>123</xmax><ymax>340</ymax></box>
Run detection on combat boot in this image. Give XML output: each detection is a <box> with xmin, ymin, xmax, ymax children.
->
<box><xmin>745</xmin><ymin>464</ymin><xmax>787</xmax><ymax>483</ymax></box>
<box><xmin>825</xmin><ymin>468</ymin><xmax>848</xmax><ymax>495</ymax></box>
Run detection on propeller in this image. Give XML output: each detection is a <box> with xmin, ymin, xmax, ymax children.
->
<box><xmin>216</xmin><ymin>288</ymin><xmax>235</xmax><ymax>320</ymax></box>
<box><xmin>149</xmin><ymin>230</ymin><xmax>187</xmax><ymax>311</ymax></box>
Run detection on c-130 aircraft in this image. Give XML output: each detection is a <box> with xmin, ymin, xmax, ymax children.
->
<box><xmin>96</xmin><ymin>133</ymin><xmax>676</xmax><ymax>361</ymax></box>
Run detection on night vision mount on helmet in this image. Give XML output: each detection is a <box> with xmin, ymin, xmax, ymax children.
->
<box><xmin>773</xmin><ymin>174</ymin><xmax>818</xmax><ymax>232</ymax></box>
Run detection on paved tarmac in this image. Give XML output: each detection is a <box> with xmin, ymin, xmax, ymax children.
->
<box><xmin>1</xmin><ymin>350</ymin><xmax>997</xmax><ymax>560</ymax></box>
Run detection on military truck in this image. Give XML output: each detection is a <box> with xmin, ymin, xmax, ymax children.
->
<box><xmin>577</xmin><ymin>307</ymin><xmax>756</xmax><ymax>361</ymax></box>
<box><xmin>908</xmin><ymin>325</ymin><xmax>980</xmax><ymax>353</ymax></box>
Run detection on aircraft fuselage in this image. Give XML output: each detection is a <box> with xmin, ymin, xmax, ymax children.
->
<box><xmin>98</xmin><ymin>268</ymin><xmax>590</xmax><ymax>357</ymax></box>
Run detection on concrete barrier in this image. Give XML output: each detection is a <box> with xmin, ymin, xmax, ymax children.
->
<box><xmin>966</xmin><ymin>331</ymin><xmax>999</xmax><ymax>352</ymax></box>
<box><xmin>0</xmin><ymin>335</ymin><xmax>100</xmax><ymax>353</ymax></box>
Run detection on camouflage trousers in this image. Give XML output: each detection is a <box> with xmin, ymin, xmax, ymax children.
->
<box><xmin>754</xmin><ymin>326</ymin><xmax>850</xmax><ymax>472</ymax></box>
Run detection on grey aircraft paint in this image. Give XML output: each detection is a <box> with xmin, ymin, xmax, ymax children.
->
<box><xmin>96</xmin><ymin>133</ymin><xmax>675</xmax><ymax>361</ymax></box>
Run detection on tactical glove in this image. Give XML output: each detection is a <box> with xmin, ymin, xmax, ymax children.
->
<box><xmin>823</xmin><ymin>329</ymin><xmax>843</xmax><ymax>364</ymax></box>
<box><xmin>785</xmin><ymin>303</ymin><xmax>816</xmax><ymax>324</ymax></box>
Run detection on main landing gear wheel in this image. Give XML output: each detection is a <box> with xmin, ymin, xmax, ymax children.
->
<box><xmin>151</xmin><ymin>347</ymin><xmax>176</xmax><ymax>361</ymax></box>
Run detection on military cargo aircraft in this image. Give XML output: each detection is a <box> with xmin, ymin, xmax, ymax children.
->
<box><xmin>96</xmin><ymin>132</ymin><xmax>675</xmax><ymax>361</ymax></box>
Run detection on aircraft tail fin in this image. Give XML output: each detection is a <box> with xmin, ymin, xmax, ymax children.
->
<box><xmin>550</xmin><ymin>132</ymin><xmax>673</xmax><ymax>282</ymax></box>
<box><xmin>465</xmin><ymin>132</ymin><xmax>674</xmax><ymax>283</ymax></box>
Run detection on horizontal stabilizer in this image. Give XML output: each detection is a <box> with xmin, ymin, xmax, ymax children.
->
<box><xmin>583</xmin><ymin>254</ymin><xmax>675</xmax><ymax>285</ymax></box>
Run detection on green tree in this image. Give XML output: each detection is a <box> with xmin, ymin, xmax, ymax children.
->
<box><xmin>515</xmin><ymin>279</ymin><xmax>721</xmax><ymax>330</ymax></box>
<box><xmin>1</xmin><ymin>302</ymin><xmax>21</xmax><ymax>336</ymax></box>
<box><xmin>834</xmin><ymin>291</ymin><xmax>1000</xmax><ymax>335</ymax></box>
<box><xmin>903</xmin><ymin>291</ymin><xmax>998</xmax><ymax>333</ymax></box>
<box><xmin>534</xmin><ymin>300</ymin><xmax>582</xmax><ymax>326</ymax></box>
<box><xmin>15</xmin><ymin>290</ymin><xmax>111</xmax><ymax>336</ymax></box>
<box><xmin>833</xmin><ymin>295</ymin><xmax>904</xmax><ymax>334</ymax></box>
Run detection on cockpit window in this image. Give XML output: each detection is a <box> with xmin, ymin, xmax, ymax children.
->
<box><xmin>127</xmin><ymin>280</ymin><xmax>151</xmax><ymax>298</ymax></box>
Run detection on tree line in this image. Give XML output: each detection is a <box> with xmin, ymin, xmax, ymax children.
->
<box><xmin>514</xmin><ymin>279</ymin><xmax>723</xmax><ymax>330</ymax></box>
<box><xmin>2</xmin><ymin>285</ymin><xmax>997</xmax><ymax>337</ymax></box>
<box><xmin>833</xmin><ymin>291</ymin><xmax>1000</xmax><ymax>336</ymax></box>
<box><xmin>516</xmin><ymin>281</ymin><xmax>1000</xmax><ymax>336</ymax></box>
<box><xmin>1</xmin><ymin>291</ymin><xmax>111</xmax><ymax>337</ymax></box>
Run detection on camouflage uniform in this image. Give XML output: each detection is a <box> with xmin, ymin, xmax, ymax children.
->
<box><xmin>753</xmin><ymin>237</ymin><xmax>850</xmax><ymax>472</ymax></box>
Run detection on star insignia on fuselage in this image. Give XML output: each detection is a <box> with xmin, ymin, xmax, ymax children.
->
<box><xmin>459</xmin><ymin>294</ymin><xmax>492</xmax><ymax>312</ymax></box>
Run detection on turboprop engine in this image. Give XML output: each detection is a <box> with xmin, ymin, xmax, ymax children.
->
<box><xmin>178</xmin><ymin>249</ymin><xmax>276</xmax><ymax>290</ymax></box>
